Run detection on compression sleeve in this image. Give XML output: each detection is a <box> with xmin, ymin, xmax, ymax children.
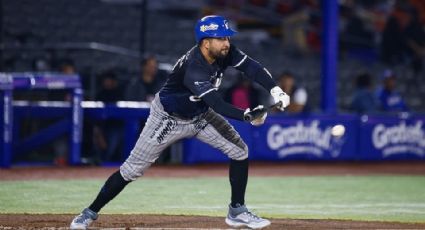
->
<box><xmin>202</xmin><ymin>90</ymin><xmax>245</xmax><ymax>121</ymax></box>
<box><xmin>237</xmin><ymin>57</ymin><xmax>276</xmax><ymax>91</ymax></box>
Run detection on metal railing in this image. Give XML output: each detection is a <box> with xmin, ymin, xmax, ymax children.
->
<box><xmin>0</xmin><ymin>41</ymin><xmax>173</xmax><ymax>99</ymax></box>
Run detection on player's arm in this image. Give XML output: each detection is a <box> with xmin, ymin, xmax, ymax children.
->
<box><xmin>227</xmin><ymin>46</ymin><xmax>275</xmax><ymax>91</ymax></box>
<box><xmin>202</xmin><ymin>91</ymin><xmax>244</xmax><ymax>120</ymax></box>
<box><xmin>202</xmin><ymin>92</ymin><xmax>268</xmax><ymax>125</ymax></box>
<box><xmin>183</xmin><ymin>63</ymin><xmax>263</xmax><ymax>122</ymax></box>
<box><xmin>226</xmin><ymin>45</ymin><xmax>290</xmax><ymax>110</ymax></box>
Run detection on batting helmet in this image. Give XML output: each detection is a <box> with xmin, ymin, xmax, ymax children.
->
<box><xmin>195</xmin><ymin>15</ymin><xmax>237</xmax><ymax>43</ymax></box>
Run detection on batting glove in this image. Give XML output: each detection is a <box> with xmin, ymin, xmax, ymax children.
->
<box><xmin>244</xmin><ymin>105</ymin><xmax>267</xmax><ymax>126</ymax></box>
<box><xmin>270</xmin><ymin>86</ymin><xmax>290</xmax><ymax>111</ymax></box>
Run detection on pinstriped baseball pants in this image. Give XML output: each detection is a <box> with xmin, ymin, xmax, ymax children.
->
<box><xmin>120</xmin><ymin>94</ymin><xmax>248</xmax><ymax>181</ymax></box>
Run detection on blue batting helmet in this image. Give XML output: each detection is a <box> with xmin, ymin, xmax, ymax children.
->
<box><xmin>195</xmin><ymin>15</ymin><xmax>237</xmax><ymax>43</ymax></box>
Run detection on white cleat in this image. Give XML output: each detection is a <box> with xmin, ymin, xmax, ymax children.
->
<box><xmin>70</xmin><ymin>208</ymin><xmax>98</xmax><ymax>230</ymax></box>
<box><xmin>225</xmin><ymin>204</ymin><xmax>271</xmax><ymax>229</ymax></box>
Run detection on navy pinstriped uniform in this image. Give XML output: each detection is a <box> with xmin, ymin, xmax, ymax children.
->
<box><xmin>120</xmin><ymin>44</ymin><xmax>272</xmax><ymax>181</ymax></box>
<box><xmin>70</xmin><ymin>15</ymin><xmax>276</xmax><ymax>230</ymax></box>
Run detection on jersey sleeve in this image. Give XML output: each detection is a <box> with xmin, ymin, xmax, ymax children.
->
<box><xmin>225</xmin><ymin>44</ymin><xmax>249</xmax><ymax>68</ymax></box>
<box><xmin>183</xmin><ymin>62</ymin><xmax>216</xmax><ymax>98</ymax></box>
<box><xmin>226</xmin><ymin>45</ymin><xmax>276</xmax><ymax>92</ymax></box>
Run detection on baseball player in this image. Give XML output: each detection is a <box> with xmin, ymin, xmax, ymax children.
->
<box><xmin>70</xmin><ymin>15</ymin><xmax>289</xmax><ymax>229</ymax></box>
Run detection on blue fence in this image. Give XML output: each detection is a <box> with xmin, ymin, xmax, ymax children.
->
<box><xmin>357</xmin><ymin>114</ymin><xmax>425</xmax><ymax>160</ymax></box>
<box><xmin>184</xmin><ymin>113</ymin><xmax>425</xmax><ymax>163</ymax></box>
<box><xmin>1</xmin><ymin>96</ymin><xmax>425</xmax><ymax>167</ymax></box>
<box><xmin>0</xmin><ymin>73</ymin><xmax>82</xmax><ymax>168</ymax></box>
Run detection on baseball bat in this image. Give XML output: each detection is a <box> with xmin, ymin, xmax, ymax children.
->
<box><xmin>266</xmin><ymin>101</ymin><xmax>283</xmax><ymax>112</ymax></box>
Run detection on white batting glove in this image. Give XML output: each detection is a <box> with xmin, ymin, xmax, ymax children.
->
<box><xmin>270</xmin><ymin>86</ymin><xmax>290</xmax><ymax>111</ymax></box>
<box><xmin>244</xmin><ymin>105</ymin><xmax>267</xmax><ymax>126</ymax></box>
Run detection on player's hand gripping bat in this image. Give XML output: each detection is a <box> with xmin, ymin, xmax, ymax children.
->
<box><xmin>243</xmin><ymin>101</ymin><xmax>283</xmax><ymax>122</ymax></box>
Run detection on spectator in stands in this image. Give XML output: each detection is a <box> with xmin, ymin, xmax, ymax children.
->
<box><xmin>224</xmin><ymin>73</ymin><xmax>261</xmax><ymax>110</ymax></box>
<box><xmin>350</xmin><ymin>73</ymin><xmax>379</xmax><ymax>113</ymax></box>
<box><xmin>376</xmin><ymin>69</ymin><xmax>408</xmax><ymax>112</ymax></box>
<box><xmin>124</xmin><ymin>55</ymin><xmax>166</xmax><ymax>102</ymax></box>
<box><xmin>93</xmin><ymin>71</ymin><xmax>124</xmax><ymax>162</ymax></box>
<box><xmin>274</xmin><ymin>71</ymin><xmax>308</xmax><ymax>113</ymax></box>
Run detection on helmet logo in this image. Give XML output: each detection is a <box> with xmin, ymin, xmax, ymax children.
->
<box><xmin>224</xmin><ymin>21</ymin><xmax>229</xmax><ymax>29</ymax></box>
<box><xmin>200</xmin><ymin>23</ymin><xmax>219</xmax><ymax>32</ymax></box>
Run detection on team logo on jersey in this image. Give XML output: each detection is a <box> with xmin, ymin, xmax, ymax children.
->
<box><xmin>189</xmin><ymin>95</ymin><xmax>201</xmax><ymax>102</ymax></box>
<box><xmin>194</xmin><ymin>81</ymin><xmax>209</xmax><ymax>86</ymax></box>
<box><xmin>212</xmin><ymin>73</ymin><xmax>223</xmax><ymax>88</ymax></box>
<box><xmin>200</xmin><ymin>23</ymin><xmax>219</xmax><ymax>32</ymax></box>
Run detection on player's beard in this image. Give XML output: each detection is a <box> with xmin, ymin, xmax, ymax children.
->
<box><xmin>209</xmin><ymin>47</ymin><xmax>229</xmax><ymax>59</ymax></box>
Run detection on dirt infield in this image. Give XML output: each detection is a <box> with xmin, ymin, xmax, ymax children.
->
<box><xmin>1</xmin><ymin>161</ymin><xmax>425</xmax><ymax>181</ymax></box>
<box><xmin>1</xmin><ymin>161</ymin><xmax>425</xmax><ymax>229</ymax></box>
<box><xmin>1</xmin><ymin>213</ymin><xmax>425</xmax><ymax>229</ymax></box>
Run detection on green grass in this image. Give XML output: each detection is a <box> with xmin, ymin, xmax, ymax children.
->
<box><xmin>1</xmin><ymin>176</ymin><xmax>425</xmax><ymax>223</ymax></box>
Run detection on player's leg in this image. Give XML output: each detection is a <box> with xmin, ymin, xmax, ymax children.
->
<box><xmin>71</xmin><ymin>96</ymin><xmax>191</xmax><ymax>229</ymax></box>
<box><xmin>195</xmin><ymin>109</ymin><xmax>271</xmax><ymax>229</ymax></box>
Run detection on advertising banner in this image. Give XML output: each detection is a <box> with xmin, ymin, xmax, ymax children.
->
<box><xmin>358</xmin><ymin>115</ymin><xmax>425</xmax><ymax>160</ymax></box>
<box><xmin>183</xmin><ymin>114</ymin><xmax>360</xmax><ymax>163</ymax></box>
<box><xmin>251</xmin><ymin>115</ymin><xmax>359</xmax><ymax>161</ymax></box>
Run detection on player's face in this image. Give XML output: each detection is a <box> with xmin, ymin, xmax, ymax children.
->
<box><xmin>207</xmin><ymin>37</ymin><xmax>230</xmax><ymax>59</ymax></box>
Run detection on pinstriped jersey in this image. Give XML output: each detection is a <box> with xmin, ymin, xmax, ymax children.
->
<box><xmin>159</xmin><ymin>44</ymin><xmax>250</xmax><ymax>119</ymax></box>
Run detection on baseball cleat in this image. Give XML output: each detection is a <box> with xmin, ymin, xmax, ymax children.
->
<box><xmin>70</xmin><ymin>208</ymin><xmax>98</xmax><ymax>230</ymax></box>
<box><xmin>225</xmin><ymin>204</ymin><xmax>271</xmax><ymax>229</ymax></box>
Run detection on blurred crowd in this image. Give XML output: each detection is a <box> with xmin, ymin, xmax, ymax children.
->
<box><xmin>210</xmin><ymin>0</ymin><xmax>425</xmax><ymax>68</ymax></box>
<box><xmin>211</xmin><ymin>0</ymin><xmax>423</xmax><ymax>110</ymax></box>
<box><xmin>340</xmin><ymin>0</ymin><xmax>425</xmax><ymax>74</ymax></box>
